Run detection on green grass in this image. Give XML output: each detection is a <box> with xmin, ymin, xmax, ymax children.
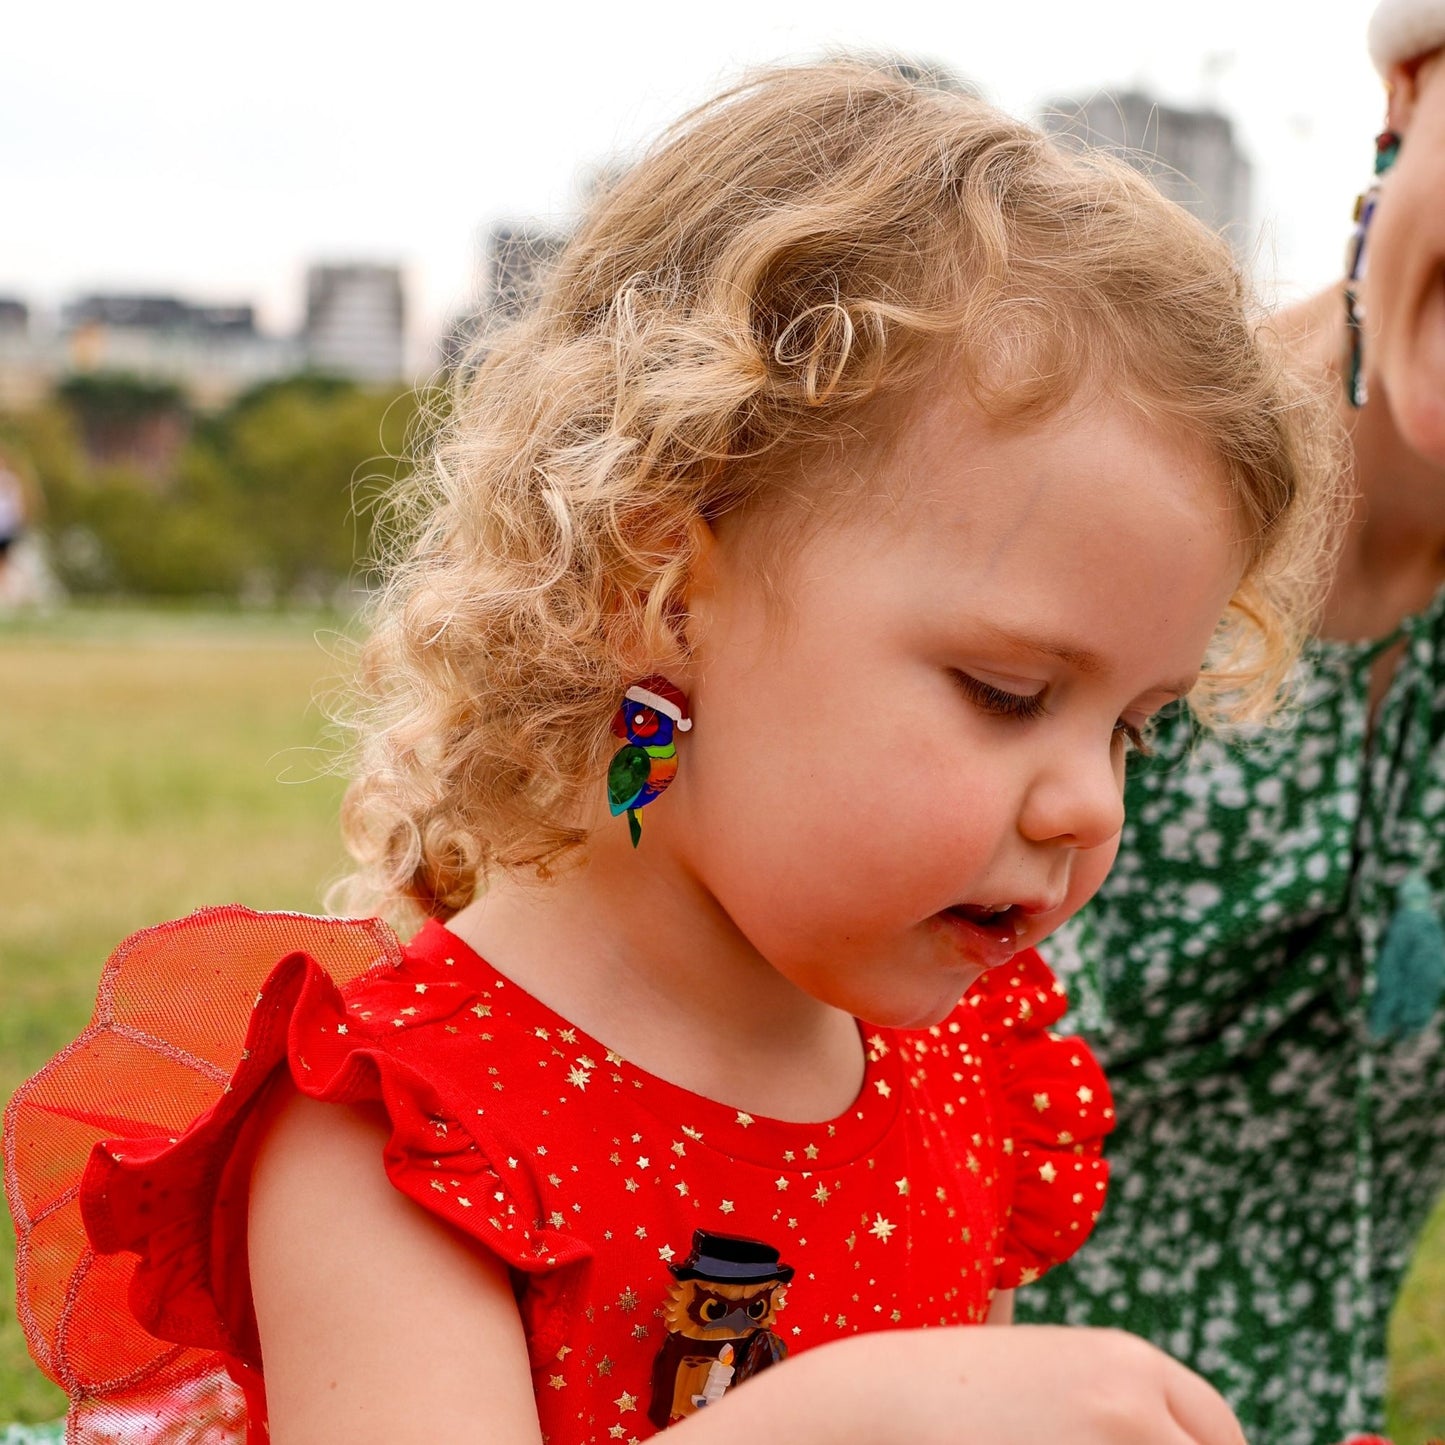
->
<box><xmin>1</xmin><ymin>608</ymin><xmax>1442</xmax><ymax>1438</ymax></box>
<box><xmin>1</xmin><ymin>607</ymin><xmax>350</xmax><ymax>1423</ymax></box>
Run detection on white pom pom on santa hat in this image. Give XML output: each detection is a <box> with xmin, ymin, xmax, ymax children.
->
<box><xmin>1368</xmin><ymin>0</ymin><xmax>1445</xmax><ymax>74</ymax></box>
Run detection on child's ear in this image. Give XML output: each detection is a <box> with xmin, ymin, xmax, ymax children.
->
<box><xmin>674</xmin><ymin>514</ymin><xmax>718</xmax><ymax>658</ymax></box>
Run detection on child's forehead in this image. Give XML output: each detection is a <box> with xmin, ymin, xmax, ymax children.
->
<box><xmin>823</xmin><ymin>382</ymin><xmax>1232</xmax><ymax>524</ymax></box>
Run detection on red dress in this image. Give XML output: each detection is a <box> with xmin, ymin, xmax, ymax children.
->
<box><xmin>5</xmin><ymin>907</ymin><xmax>1113</xmax><ymax>1444</ymax></box>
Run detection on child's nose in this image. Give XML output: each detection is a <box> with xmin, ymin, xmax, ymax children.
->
<box><xmin>1017</xmin><ymin>743</ymin><xmax>1126</xmax><ymax>851</ymax></box>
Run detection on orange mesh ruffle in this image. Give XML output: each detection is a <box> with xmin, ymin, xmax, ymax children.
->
<box><xmin>3</xmin><ymin>907</ymin><xmax>400</xmax><ymax>1443</ymax></box>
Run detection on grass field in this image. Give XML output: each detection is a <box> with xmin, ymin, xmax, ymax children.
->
<box><xmin>1</xmin><ymin>608</ymin><xmax>1442</xmax><ymax>1438</ymax></box>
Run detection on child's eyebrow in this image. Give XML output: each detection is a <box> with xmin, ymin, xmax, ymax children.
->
<box><xmin>971</xmin><ymin>620</ymin><xmax>1197</xmax><ymax>698</ymax></box>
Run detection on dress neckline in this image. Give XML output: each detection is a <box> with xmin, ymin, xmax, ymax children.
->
<box><xmin>407</xmin><ymin>917</ymin><xmax>903</xmax><ymax>1171</ymax></box>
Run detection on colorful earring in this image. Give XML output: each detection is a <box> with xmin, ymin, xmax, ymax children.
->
<box><xmin>607</xmin><ymin>676</ymin><xmax>692</xmax><ymax>847</ymax></box>
<box><xmin>1344</xmin><ymin>127</ymin><xmax>1401</xmax><ymax>408</ymax></box>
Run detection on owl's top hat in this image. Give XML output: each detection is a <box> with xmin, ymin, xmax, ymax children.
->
<box><xmin>669</xmin><ymin>1230</ymin><xmax>795</xmax><ymax>1284</ymax></box>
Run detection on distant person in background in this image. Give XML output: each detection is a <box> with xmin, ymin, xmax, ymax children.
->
<box><xmin>0</xmin><ymin>447</ymin><xmax>26</xmax><ymax>567</ymax></box>
<box><xmin>1021</xmin><ymin>3</ymin><xmax>1445</xmax><ymax>1444</ymax></box>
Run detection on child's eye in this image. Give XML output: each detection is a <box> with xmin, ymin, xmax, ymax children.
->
<box><xmin>1114</xmin><ymin>718</ymin><xmax>1154</xmax><ymax>757</ymax></box>
<box><xmin>951</xmin><ymin>670</ymin><xmax>1047</xmax><ymax>720</ymax></box>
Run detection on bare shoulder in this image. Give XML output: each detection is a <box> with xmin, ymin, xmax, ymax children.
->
<box><xmin>1262</xmin><ymin>283</ymin><xmax>1345</xmax><ymax>381</ymax></box>
<box><xmin>248</xmin><ymin>1088</ymin><xmax>543</xmax><ymax>1445</ymax></box>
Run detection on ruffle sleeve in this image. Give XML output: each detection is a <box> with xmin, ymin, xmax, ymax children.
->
<box><xmin>4</xmin><ymin>906</ymin><xmax>592</xmax><ymax>1444</ymax></box>
<box><xmin>963</xmin><ymin>948</ymin><xmax>1114</xmax><ymax>1289</ymax></box>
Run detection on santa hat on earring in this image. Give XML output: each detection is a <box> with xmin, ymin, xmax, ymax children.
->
<box><xmin>625</xmin><ymin>676</ymin><xmax>693</xmax><ymax>731</ymax></box>
<box><xmin>1368</xmin><ymin>0</ymin><xmax>1445</xmax><ymax>74</ymax></box>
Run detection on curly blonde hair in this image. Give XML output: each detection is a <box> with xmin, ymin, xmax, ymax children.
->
<box><xmin>339</xmin><ymin>59</ymin><xmax>1339</xmax><ymax>922</ymax></box>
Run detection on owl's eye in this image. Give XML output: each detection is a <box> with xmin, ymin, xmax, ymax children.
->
<box><xmin>700</xmin><ymin>1298</ymin><xmax>727</xmax><ymax>1323</ymax></box>
<box><xmin>746</xmin><ymin>1295</ymin><xmax>769</xmax><ymax>1320</ymax></box>
<box><xmin>633</xmin><ymin>714</ymin><xmax>647</xmax><ymax>728</ymax></box>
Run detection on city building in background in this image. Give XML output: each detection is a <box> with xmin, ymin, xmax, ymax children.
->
<box><xmin>303</xmin><ymin>263</ymin><xmax>406</xmax><ymax>384</ymax></box>
<box><xmin>439</xmin><ymin>222</ymin><xmax>569</xmax><ymax>373</ymax></box>
<box><xmin>1040</xmin><ymin>90</ymin><xmax>1253</xmax><ymax>256</ymax></box>
<box><xmin>59</xmin><ymin>294</ymin><xmax>300</xmax><ymax>410</ymax></box>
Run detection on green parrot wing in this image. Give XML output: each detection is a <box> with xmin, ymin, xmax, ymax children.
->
<box><xmin>607</xmin><ymin>745</ymin><xmax>651</xmax><ymax>814</ymax></box>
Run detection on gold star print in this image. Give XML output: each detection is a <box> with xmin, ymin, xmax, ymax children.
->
<box><xmin>548</xmin><ymin>1375</ymin><xmax>565</xmax><ymax>1390</ymax></box>
<box><xmin>1077</xmin><ymin>1086</ymin><xmax>1094</xmax><ymax>1103</ymax></box>
<box><xmin>606</xmin><ymin>1049</ymin><xmax>625</xmax><ymax>1066</ymax></box>
<box><xmin>812</xmin><ymin>1184</ymin><xmax>831</xmax><ymax>1205</ymax></box>
<box><xmin>625</xmin><ymin>1178</ymin><xmax>639</xmax><ymax>1193</ymax></box>
<box><xmin>671</xmin><ymin>1141</ymin><xmax>686</xmax><ymax>1157</ymax></box>
<box><xmin>614</xmin><ymin>1391</ymin><xmax>638</xmax><ymax>1413</ymax></box>
<box><xmin>895</xmin><ymin>1177</ymin><xmax>910</xmax><ymax>1196</ymax></box>
<box><xmin>675</xmin><ymin>1182</ymin><xmax>690</xmax><ymax>1197</ymax></box>
<box><xmin>636</xmin><ymin>1156</ymin><xmax>649</xmax><ymax>1168</ymax></box>
<box><xmin>597</xmin><ymin>1356</ymin><xmax>614</xmax><ymax>1377</ymax></box>
<box><xmin>631</xmin><ymin>1324</ymin><xmax>650</xmax><ymax>1341</ymax></box>
<box><xmin>635</xmin><ymin>1225</ymin><xmax>647</xmax><ymax>1239</ymax></box>
<box><xmin>774</xmin><ymin>1176</ymin><xmax>790</xmax><ymax>1191</ymax></box>
<box><xmin>1039</xmin><ymin>1162</ymin><xmax>1058</xmax><ymax>1183</ymax></box>
<box><xmin>1032</xmin><ymin>1092</ymin><xmax>1050</xmax><ymax>1112</ymax></box>
<box><xmin>470</xmin><ymin>1003</ymin><xmax>491</xmax><ymax>1018</ymax></box>
<box><xmin>681</xmin><ymin>1123</ymin><xmax>703</xmax><ymax>1140</ymax></box>
<box><xmin>783</xmin><ymin>1150</ymin><xmax>795</xmax><ymax>1162</ymax></box>
<box><xmin>804</xmin><ymin>1143</ymin><xmax>819</xmax><ymax>1160</ymax></box>
<box><xmin>534</xmin><ymin>1026</ymin><xmax>550</xmax><ymax>1041</ymax></box>
<box><xmin>609</xmin><ymin>1428</ymin><xmax>625</xmax><ymax>1439</ymax></box>
<box><xmin>659</xmin><ymin>1245</ymin><xmax>676</xmax><ymax>1262</ymax></box>
<box><xmin>335</xmin><ymin>1023</ymin><xmax>348</xmax><ymax>1035</ymax></box>
<box><xmin>557</xmin><ymin>1027</ymin><xmax>577</xmax><ymax>1043</ymax></box>
<box><xmin>874</xmin><ymin>1079</ymin><xmax>892</xmax><ymax>1098</ymax></box>
<box><xmin>548</xmin><ymin>1211</ymin><xmax>565</xmax><ymax>1228</ymax></box>
<box><xmin>720</xmin><ymin>1199</ymin><xmax>736</xmax><ymax>1214</ymax></box>
<box><xmin>567</xmin><ymin>1067</ymin><xmax>590</xmax><ymax>1090</ymax></box>
<box><xmin>868</xmin><ymin>1214</ymin><xmax>897</xmax><ymax>1242</ymax></box>
<box><xmin>617</xmin><ymin>1288</ymin><xmax>639</xmax><ymax>1313</ymax></box>
<box><xmin>736</xmin><ymin>1111</ymin><xmax>754</xmax><ymax>1127</ymax></box>
<box><xmin>867</xmin><ymin>1033</ymin><xmax>888</xmax><ymax>1055</ymax></box>
<box><xmin>414</xmin><ymin>982</ymin><xmax>428</xmax><ymax>994</ymax></box>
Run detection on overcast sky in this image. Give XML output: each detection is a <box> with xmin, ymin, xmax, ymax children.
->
<box><xmin>4</xmin><ymin>1</ymin><xmax>1383</xmax><ymax>364</ymax></box>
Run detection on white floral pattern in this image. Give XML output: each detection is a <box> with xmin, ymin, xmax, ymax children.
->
<box><xmin>1019</xmin><ymin>586</ymin><xmax>1445</xmax><ymax>1445</ymax></box>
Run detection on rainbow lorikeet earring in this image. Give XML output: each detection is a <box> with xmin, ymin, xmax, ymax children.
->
<box><xmin>607</xmin><ymin>676</ymin><xmax>692</xmax><ymax>847</ymax></box>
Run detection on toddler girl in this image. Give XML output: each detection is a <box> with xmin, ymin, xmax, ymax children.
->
<box><xmin>7</xmin><ymin>59</ymin><xmax>1333</xmax><ymax>1445</ymax></box>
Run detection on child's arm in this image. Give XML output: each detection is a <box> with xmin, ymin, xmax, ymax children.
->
<box><xmin>251</xmin><ymin>1097</ymin><xmax>1243</xmax><ymax>1445</ymax></box>
<box><xmin>249</xmin><ymin>1092</ymin><xmax>545</xmax><ymax>1445</ymax></box>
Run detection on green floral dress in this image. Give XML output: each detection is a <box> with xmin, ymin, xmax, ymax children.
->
<box><xmin>1019</xmin><ymin>585</ymin><xmax>1445</xmax><ymax>1445</ymax></box>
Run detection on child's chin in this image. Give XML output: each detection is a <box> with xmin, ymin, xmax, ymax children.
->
<box><xmin>854</xmin><ymin>973</ymin><xmax>989</xmax><ymax>1031</ymax></box>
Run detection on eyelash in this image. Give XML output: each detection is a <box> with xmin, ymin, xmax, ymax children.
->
<box><xmin>951</xmin><ymin>671</ymin><xmax>1154</xmax><ymax>757</ymax></box>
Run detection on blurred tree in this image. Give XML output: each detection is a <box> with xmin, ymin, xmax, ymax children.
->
<box><xmin>56</xmin><ymin>373</ymin><xmax>189</xmax><ymax>484</ymax></box>
<box><xmin>1</xmin><ymin>374</ymin><xmax>418</xmax><ymax>603</ymax></box>
<box><xmin>199</xmin><ymin>376</ymin><xmax>417</xmax><ymax>602</ymax></box>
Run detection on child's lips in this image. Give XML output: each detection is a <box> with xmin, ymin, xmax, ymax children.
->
<box><xmin>936</xmin><ymin>904</ymin><xmax>1025</xmax><ymax>969</ymax></box>
<box><xmin>937</xmin><ymin>898</ymin><xmax>1062</xmax><ymax>968</ymax></box>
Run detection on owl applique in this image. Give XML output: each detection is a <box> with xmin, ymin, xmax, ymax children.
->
<box><xmin>648</xmin><ymin>1229</ymin><xmax>795</xmax><ymax>1428</ymax></box>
